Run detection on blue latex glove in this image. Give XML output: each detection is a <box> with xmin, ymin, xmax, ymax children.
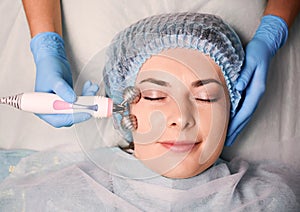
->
<box><xmin>81</xmin><ymin>80</ymin><xmax>99</xmax><ymax>96</ymax></box>
<box><xmin>226</xmin><ymin>15</ymin><xmax>288</xmax><ymax>146</ymax></box>
<box><xmin>30</xmin><ymin>32</ymin><xmax>98</xmax><ymax>127</ymax></box>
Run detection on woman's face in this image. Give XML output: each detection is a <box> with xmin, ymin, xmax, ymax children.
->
<box><xmin>131</xmin><ymin>48</ymin><xmax>230</xmax><ymax>178</ymax></box>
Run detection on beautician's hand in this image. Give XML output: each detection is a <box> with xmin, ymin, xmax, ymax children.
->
<box><xmin>226</xmin><ymin>15</ymin><xmax>288</xmax><ymax>146</ymax></box>
<box><xmin>81</xmin><ymin>80</ymin><xmax>99</xmax><ymax>96</ymax></box>
<box><xmin>31</xmin><ymin>32</ymin><xmax>98</xmax><ymax>127</ymax></box>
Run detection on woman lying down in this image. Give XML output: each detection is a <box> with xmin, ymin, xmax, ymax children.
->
<box><xmin>0</xmin><ymin>13</ymin><xmax>298</xmax><ymax>211</ymax></box>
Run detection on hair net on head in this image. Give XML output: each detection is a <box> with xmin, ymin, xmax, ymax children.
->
<box><xmin>103</xmin><ymin>12</ymin><xmax>244</xmax><ymax>142</ymax></box>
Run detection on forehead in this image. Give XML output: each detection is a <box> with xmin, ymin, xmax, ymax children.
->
<box><xmin>137</xmin><ymin>48</ymin><xmax>223</xmax><ymax>83</ymax></box>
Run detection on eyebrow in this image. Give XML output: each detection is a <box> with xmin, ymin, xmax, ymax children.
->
<box><xmin>191</xmin><ymin>79</ymin><xmax>222</xmax><ymax>87</ymax></box>
<box><xmin>139</xmin><ymin>78</ymin><xmax>221</xmax><ymax>87</ymax></box>
<box><xmin>139</xmin><ymin>78</ymin><xmax>171</xmax><ymax>87</ymax></box>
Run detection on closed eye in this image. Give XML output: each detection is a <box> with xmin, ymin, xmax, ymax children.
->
<box><xmin>195</xmin><ymin>98</ymin><xmax>218</xmax><ymax>103</ymax></box>
<box><xmin>143</xmin><ymin>96</ymin><xmax>166</xmax><ymax>101</ymax></box>
<box><xmin>193</xmin><ymin>83</ymin><xmax>223</xmax><ymax>103</ymax></box>
<box><xmin>141</xmin><ymin>90</ymin><xmax>167</xmax><ymax>102</ymax></box>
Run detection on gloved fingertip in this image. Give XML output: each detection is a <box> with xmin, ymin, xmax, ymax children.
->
<box><xmin>235</xmin><ymin>81</ymin><xmax>246</xmax><ymax>91</ymax></box>
<box><xmin>224</xmin><ymin>138</ymin><xmax>234</xmax><ymax>146</ymax></box>
<box><xmin>227</xmin><ymin>119</ymin><xmax>238</xmax><ymax>136</ymax></box>
<box><xmin>73</xmin><ymin>113</ymin><xmax>92</xmax><ymax>124</ymax></box>
<box><xmin>90</xmin><ymin>84</ymin><xmax>100</xmax><ymax>92</ymax></box>
<box><xmin>34</xmin><ymin>113</ymin><xmax>73</xmax><ymax>128</ymax></box>
<box><xmin>83</xmin><ymin>80</ymin><xmax>92</xmax><ymax>89</ymax></box>
<box><xmin>225</xmin><ymin>132</ymin><xmax>237</xmax><ymax>146</ymax></box>
<box><xmin>82</xmin><ymin>82</ymin><xmax>100</xmax><ymax>96</ymax></box>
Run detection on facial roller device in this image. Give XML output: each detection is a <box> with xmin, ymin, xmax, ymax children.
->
<box><xmin>119</xmin><ymin>87</ymin><xmax>140</xmax><ymax>131</ymax></box>
<box><xmin>0</xmin><ymin>86</ymin><xmax>141</xmax><ymax>121</ymax></box>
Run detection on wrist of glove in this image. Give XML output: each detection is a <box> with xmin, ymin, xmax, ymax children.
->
<box><xmin>253</xmin><ymin>15</ymin><xmax>288</xmax><ymax>57</ymax></box>
<box><xmin>30</xmin><ymin>32</ymin><xmax>68</xmax><ymax>64</ymax></box>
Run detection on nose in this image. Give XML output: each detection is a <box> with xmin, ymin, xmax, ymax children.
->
<box><xmin>167</xmin><ymin>98</ymin><xmax>196</xmax><ymax>130</ymax></box>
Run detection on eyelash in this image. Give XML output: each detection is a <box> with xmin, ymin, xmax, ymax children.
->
<box><xmin>195</xmin><ymin>98</ymin><xmax>218</xmax><ymax>103</ymax></box>
<box><xmin>143</xmin><ymin>96</ymin><xmax>218</xmax><ymax>102</ymax></box>
<box><xmin>143</xmin><ymin>96</ymin><xmax>166</xmax><ymax>101</ymax></box>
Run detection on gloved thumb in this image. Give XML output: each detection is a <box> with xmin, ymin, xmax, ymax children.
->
<box><xmin>53</xmin><ymin>79</ymin><xmax>77</xmax><ymax>103</ymax></box>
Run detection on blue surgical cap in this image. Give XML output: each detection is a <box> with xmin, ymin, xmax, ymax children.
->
<box><xmin>104</xmin><ymin>12</ymin><xmax>244</xmax><ymax>142</ymax></box>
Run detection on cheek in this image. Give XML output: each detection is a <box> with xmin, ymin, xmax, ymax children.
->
<box><xmin>204</xmin><ymin>100</ymin><xmax>229</xmax><ymax>142</ymax></box>
<box><xmin>197</xmin><ymin>99</ymin><xmax>229</xmax><ymax>139</ymax></box>
<box><xmin>131</xmin><ymin>99</ymin><xmax>179</xmax><ymax>135</ymax></box>
<box><xmin>131</xmin><ymin>102</ymin><xmax>150</xmax><ymax>133</ymax></box>
<box><xmin>197</xmin><ymin>106</ymin><xmax>212</xmax><ymax>138</ymax></box>
<box><xmin>131</xmin><ymin>100</ymin><xmax>170</xmax><ymax>133</ymax></box>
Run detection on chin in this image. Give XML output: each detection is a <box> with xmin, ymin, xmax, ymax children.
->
<box><xmin>161</xmin><ymin>155</ymin><xmax>217</xmax><ymax>179</ymax></box>
<box><xmin>134</xmin><ymin>139</ymin><xmax>224</xmax><ymax>179</ymax></box>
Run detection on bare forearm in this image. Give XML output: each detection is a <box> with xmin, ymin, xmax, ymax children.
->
<box><xmin>22</xmin><ymin>0</ymin><xmax>62</xmax><ymax>37</ymax></box>
<box><xmin>264</xmin><ymin>0</ymin><xmax>300</xmax><ymax>28</ymax></box>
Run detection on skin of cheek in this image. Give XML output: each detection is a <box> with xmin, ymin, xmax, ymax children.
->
<box><xmin>198</xmin><ymin>100</ymin><xmax>229</xmax><ymax>164</ymax></box>
<box><xmin>131</xmin><ymin>97</ymin><xmax>181</xmax><ymax>160</ymax></box>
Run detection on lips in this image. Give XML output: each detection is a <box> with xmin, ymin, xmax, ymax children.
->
<box><xmin>159</xmin><ymin>141</ymin><xmax>201</xmax><ymax>153</ymax></box>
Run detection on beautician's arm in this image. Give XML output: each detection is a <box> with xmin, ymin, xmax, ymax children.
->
<box><xmin>226</xmin><ymin>0</ymin><xmax>300</xmax><ymax>145</ymax></box>
<box><xmin>22</xmin><ymin>0</ymin><xmax>94</xmax><ymax>127</ymax></box>
<box><xmin>22</xmin><ymin>0</ymin><xmax>62</xmax><ymax>37</ymax></box>
<box><xmin>264</xmin><ymin>0</ymin><xmax>300</xmax><ymax>27</ymax></box>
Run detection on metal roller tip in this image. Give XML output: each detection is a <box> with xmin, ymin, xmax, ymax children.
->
<box><xmin>121</xmin><ymin>114</ymin><xmax>138</xmax><ymax>131</ymax></box>
<box><xmin>122</xmin><ymin>86</ymin><xmax>141</xmax><ymax>105</ymax></box>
